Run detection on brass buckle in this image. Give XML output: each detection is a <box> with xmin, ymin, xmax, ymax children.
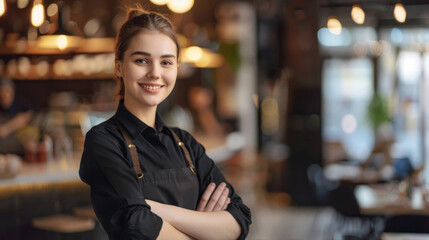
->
<box><xmin>189</xmin><ymin>167</ymin><xmax>196</xmax><ymax>175</ymax></box>
<box><xmin>137</xmin><ymin>173</ymin><xmax>144</xmax><ymax>179</ymax></box>
<box><xmin>128</xmin><ymin>144</ymin><xmax>135</xmax><ymax>148</ymax></box>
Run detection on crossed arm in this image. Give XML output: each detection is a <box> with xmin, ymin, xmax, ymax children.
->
<box><xmin>148</xmin><ymin>182</ymin><xmax>241</xmax><ymax>240</ymax></box>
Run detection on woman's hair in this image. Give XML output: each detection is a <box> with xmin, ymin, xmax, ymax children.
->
<box><xmin>115</xmin><ymin>7</ymin><xmax>180</xmax><ymax>98</ymax></box>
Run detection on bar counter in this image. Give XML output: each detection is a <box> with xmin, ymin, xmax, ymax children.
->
<box><xmin>0</xmin><ymin>152</ymin><xmax>90</xmax><ymax>239</ymax></box>
<box><xmin>0</xmin><ymin>151</ymin><xmax>83</xmax><ymax>192</ymax></box>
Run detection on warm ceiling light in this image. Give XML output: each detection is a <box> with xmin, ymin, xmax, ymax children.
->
<box><xmin>327</xmin><ymin>16</ymin><xmax>342</xmax><ymax>35</ymax></box>
<box><xmin>394</xmin><ymin>3</ymin><xmax>406</xmax><ymax>23</ymax></box>
<box><xmin>31</xmin><ymin>3</ymin><xmax>45</xmax><ymax>27</ymax></box>
<box><xmin>351</xmin><ymin>4</ymin><xmax>365</xmax><ymax>24</ymax></box>
<box><xmin>182</xmin><ymin>46</ymin><xmax>223</xmax><ymax>68</ymax></box>
<box><xmin>193</xmin><ymin>52</ymin><xmax>223</xmax><ymax>68</ymax></box>
<box><xmin>38</xmin><ymin>34</ymin><xmax>81</xmax><ymax>50</ymax></box>
<box><xmin>150</xmin><ymin>0</ymin><xmax>170</xmax><ymax>5</ymax></box>
<box><xmin>17</xmin><ymin>0</ymin><xmax>30</xmax><ymax>9</ymax></box>
<box><xmin>47</xmin><ymin>3</ymin><xmax>58</xmax><ymax>17</ymax></box>
<box><xmin>56</xmin><ymin>35</ymin><xmax>67</xmax><ymax>50</ymax></box>
<box><xmin>167</xmin><ymin>0</ymin><xmax>194</xmax><ymax>14</ymax></box>
<box><xmin>0</xmin><ymin>0</ymin><xmax>6</xmax><ymax>17</ymax></box>
<box><xmin>184</xmin><ymin>46</ymin><xmax>203</xmax><ymax>62</ymax></box>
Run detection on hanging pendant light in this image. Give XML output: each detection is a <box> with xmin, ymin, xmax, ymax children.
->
<box><xmin>394</xmin><ymin>3</ymin><xmax>406</xmax><ymax>23</ymax></box>
<box><xmin>0</xmin><ymin>0</ymin><xmax>6</xmax><ymax>17</ymax></box>
<box><xmin>167</xmin><ymin>0</ymin><xmax>194</xmax><ymax>14</ymax></box>
<box><xmin>31</xmin><ymin>0</ymin><xmax>45</xmax><ymax>27</ymax></box>
<box><xmin>37</xmin><ymin>1</ymin><xmax>81</xmax><ymax>51</ymax></box>
<box><xmin>150</xmin><ymin>0</ymin><xmax>170</xmax><ymax>5</ymax></box>
<box><xmin>17</xmin><ymin>0</ymin><xmax>30</xmax><ymax>9</ymax></box>
<box><xmin>182</xmin><ymin>46</ymin><xmax>224</xmax><ymax>68</ymax></box>
<box><xmin>351</xmin><ymin>4</ymin><xmax>365</xmax><ymax>24</ymax></box>
<box><xmin>327</xmin><ymin>16</ymin><xmax>342</xmax><ymax>35</ymax></box>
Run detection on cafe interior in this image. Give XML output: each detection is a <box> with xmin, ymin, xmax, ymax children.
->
<box><xmin>1</xmin><ymin>0</ymin><xmax>429</xmax><ymax>239</ymax></box>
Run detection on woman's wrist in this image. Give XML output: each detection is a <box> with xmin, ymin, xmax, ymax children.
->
<box><xmin>147</xmin><ymin>200</ymin><xmax>176</xmax><ymax>222</ymax></box>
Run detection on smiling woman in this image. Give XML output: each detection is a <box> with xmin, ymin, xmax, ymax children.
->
<box><xmin>79</xmin><ymin>6</ymin><xmax>251</xmax><ymax>240</ymax></box>
<box><xmin>116</xmin><ymin>31</ymin><xmax>178</xmax><ymax>126</ymax></box>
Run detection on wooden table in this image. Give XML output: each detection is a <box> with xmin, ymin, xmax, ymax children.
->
<box><xmin>355</xmin><ymin>182</ymin><xmax>429</xmax><ymax>216</ymax></box>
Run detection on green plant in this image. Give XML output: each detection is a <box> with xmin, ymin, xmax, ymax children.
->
<box><xmin>367</xmin><ymin>92</ymin><xmax>391</xmax><ymax>132</ymax></box>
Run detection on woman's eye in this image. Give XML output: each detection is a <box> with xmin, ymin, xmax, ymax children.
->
<box><xmin>161</xmin><ymin>60</ymin><xmax>173</xmax><ymax>66</ymax></box>
<box><xmin>135</xmin><ymin>59</ymin><xmax>147</xmax><ymax>64</ymax></box>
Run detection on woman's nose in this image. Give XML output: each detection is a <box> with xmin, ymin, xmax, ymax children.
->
<box><xmin>147</xmin><ymin>64</ymin><xmax>161</xmax><ymax>79</ymax></box>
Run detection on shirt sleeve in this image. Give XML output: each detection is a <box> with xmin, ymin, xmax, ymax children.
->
<box><xmin>79</xmin><ymin>126</ymin><xmax>163</xmax><ymax>240</ymax></box>
<box><xmin>175</xmin><ymin>129</ymin><xmax>252</xmax><ymax>240</ymax></box>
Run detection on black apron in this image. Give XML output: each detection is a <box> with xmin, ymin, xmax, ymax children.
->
<box><xmin>117</xmin><ymin>120</ymin><xmax>200</xmax><ymax>210</ymax></box>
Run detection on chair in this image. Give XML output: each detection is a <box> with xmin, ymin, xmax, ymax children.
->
<box><xmin>73</xmin><ymin>205</ymin><xmax>109</xmax><ymax>240</ymax></box>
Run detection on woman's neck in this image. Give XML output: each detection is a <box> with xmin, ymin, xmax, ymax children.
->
<box><xmin>123</xmin><ymin>98</ymin><xmax>157</xmax><ymax>129</ymax></box>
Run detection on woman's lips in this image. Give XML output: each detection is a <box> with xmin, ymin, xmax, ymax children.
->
<box><xmin>139</xmin><ymin>83</ymin><xmax>163</xmax><ymax>93</ymax></box>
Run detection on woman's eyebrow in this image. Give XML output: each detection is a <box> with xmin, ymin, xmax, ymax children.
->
<box><xmin>130</xmin><ymin>51</ymin><xmax>176</xmax><ymax>58</ymax></box>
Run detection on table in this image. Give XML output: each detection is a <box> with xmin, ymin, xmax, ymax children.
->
<box><xmin>355</xmin><ymin>182</ymin><xmax>429</xmax><ymax>216</ymax></box>
<box><xmin>324</xmin><ymin>163</ymin><xmax>382</xmax><ymax>184</ymax></box>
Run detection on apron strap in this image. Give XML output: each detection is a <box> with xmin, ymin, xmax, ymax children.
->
<box><xmin>115</xmin><ymin>118</ymin><xmax>144</xmax><ymax>179</ymax></box>
<box><xmin>115</xmin><ymin>117</ymin><xmax>196</xmax><ymax>178</ymax></box>
<box><xmin>169</xmin><ymin>129</ymin><xmax>197</xmax><ymax>175</ymax></box>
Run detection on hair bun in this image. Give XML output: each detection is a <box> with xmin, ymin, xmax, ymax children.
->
<box><xmin>127</xmin><ymin>9</ymin><xmax>147</xmax><ymax>20</ymax></box>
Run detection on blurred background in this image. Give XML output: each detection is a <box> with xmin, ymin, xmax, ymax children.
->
<box><xmin>1</xmin><ymin>0</ymin><xmax>429</xmax><ymax>239</ymax></box>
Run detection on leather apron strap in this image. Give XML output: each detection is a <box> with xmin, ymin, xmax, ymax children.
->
<box><xmin>115</xmin><ymin>118</ymin><xmax>196</xmax><ymax>179</ymax></box>
<box><xmin>116</xmin><ymin>118</ymin><xmax>144</xmax><ymax>179</ymax></box>
<box><xmin>169</xmin><ymin>129</ymin><xmax>197</xmax><ymax>175</ymax></box>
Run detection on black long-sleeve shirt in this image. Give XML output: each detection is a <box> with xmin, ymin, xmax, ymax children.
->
<box><xmin>79</xmin><ymin>101</ymin><xmax>251</xmax><ymax>239</ymax></box>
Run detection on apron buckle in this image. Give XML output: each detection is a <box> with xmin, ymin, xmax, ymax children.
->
<box><xmin>189</xmin><ymin>167</ymin><xmax>196</xmax><ymax>175</ymax></box>
<box><xmin>137</xmin><ymin>173</ymin><xmax>144</xmax><ymax>179</ymax></box>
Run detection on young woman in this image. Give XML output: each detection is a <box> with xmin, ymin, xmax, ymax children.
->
<box><xmin>79</xmin><ymin>7</ymin><xmax>251</xmax><ymax>240</ymax></box>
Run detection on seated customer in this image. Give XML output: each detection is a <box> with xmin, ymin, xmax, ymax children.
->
<box><xmin>0</xmin><ymin>78</ymin><xmax>33</xmax><ymax>156</ymax></box>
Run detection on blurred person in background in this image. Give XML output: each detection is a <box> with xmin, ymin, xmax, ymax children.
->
<box><xmin>79</xmin><ymin>6</ymin><xmax>251</xmax><ymax>240</ymax></box>
<box><xmin>0</xmin><ymin>77</ymin><xmax>33</xmax><ymax>156</ymax></box>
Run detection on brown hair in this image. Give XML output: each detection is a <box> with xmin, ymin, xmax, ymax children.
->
<box><xmin>115</xmin><ymin>7</ymin><xmax>180</xmax><ymax>98</ymax></box>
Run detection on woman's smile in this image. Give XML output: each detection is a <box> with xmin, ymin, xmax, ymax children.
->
<box><xmin>139</xmin><ymin>83</ymin><xmax>164</xmax><ymax>93</ymax></box>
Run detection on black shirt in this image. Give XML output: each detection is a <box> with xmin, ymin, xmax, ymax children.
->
<box><xmin>79</xmin><ymin>101</ymin><xmax>251</xmax><ymax>239</ymax></box>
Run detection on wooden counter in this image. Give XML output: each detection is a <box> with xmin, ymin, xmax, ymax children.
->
<box><xmin>0</xmin><ymin>152</ymin><xmax>83</xmax><ymax>192</ymax></box>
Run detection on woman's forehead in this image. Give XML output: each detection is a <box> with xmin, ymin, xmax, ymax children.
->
<box><xmin>126</xmin><ymin>31</ymin><xmax>177</xmax><ymax>57</ymax></box>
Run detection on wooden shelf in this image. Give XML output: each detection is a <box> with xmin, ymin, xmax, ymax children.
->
<box><xmin>0</xmin><ymin>37</ymin><xmax>115</xmax><ymax>55</ymax></box>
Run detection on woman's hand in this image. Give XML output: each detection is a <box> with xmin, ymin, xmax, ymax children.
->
<box><xmin>145</xmin><ymin>184</ymin><xmax>239</xmax><ymax>240</ymax></box>
<box><xmin>196</xmin><ymin>182</ymin><xmax>230</xmax><ymax>212</ymax></box>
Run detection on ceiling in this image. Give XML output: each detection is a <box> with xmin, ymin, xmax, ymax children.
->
<box><xmin>318</xmin><ymin>0</ymin><xmax>429</xmax><ymax>28</ymax></box>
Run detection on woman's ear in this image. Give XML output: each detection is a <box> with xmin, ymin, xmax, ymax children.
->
<box><xmin>115</xmin><ymin>61</ymin><xmax>122</xmax><ymax>77</ymax></box>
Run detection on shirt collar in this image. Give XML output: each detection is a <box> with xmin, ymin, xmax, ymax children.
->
<box><xmin>115</xmin><ymin>100</ymin><xmax>167</xmax><ymax>138</ymax></box>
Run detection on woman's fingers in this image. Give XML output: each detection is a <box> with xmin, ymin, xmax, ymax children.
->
<box><xmin>204</xmin><ymin>182</ymin><xmax>227</xmax><ymax>212</ymax></box>
<box><xmin>222</xmin><ymin>197</ymin><xmax>230</xmax><ymax>210</ymax></box>
<box><xmin>196</xmin><ymin>182</ymin><xmax>216</xmax><ymax>211</ymax></box>
<box><xmin>196</xmin><ymin>182</ymin><xmax>231</xmax><ymax>212</ymax></box>
<box><xmin>213</xmin><ymin>187</ymin><xmax>229</xmax><ymax>211</ymax></box>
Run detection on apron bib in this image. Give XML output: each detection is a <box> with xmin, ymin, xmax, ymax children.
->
<box><xmin>116</xmin><ymin>119</ymin><xmax>199</xmax><ymax>209</ymax></box>
<box><xmin>139</xmin><ymin>167</ymin><xmax>199</xmax><ymax>209</ymax></box>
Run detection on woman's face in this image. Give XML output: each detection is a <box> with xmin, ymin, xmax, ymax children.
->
<box><xmin>117</xmin><ymin>30</ymin><xmax>178</xmax><ymax>110</ymax></box>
